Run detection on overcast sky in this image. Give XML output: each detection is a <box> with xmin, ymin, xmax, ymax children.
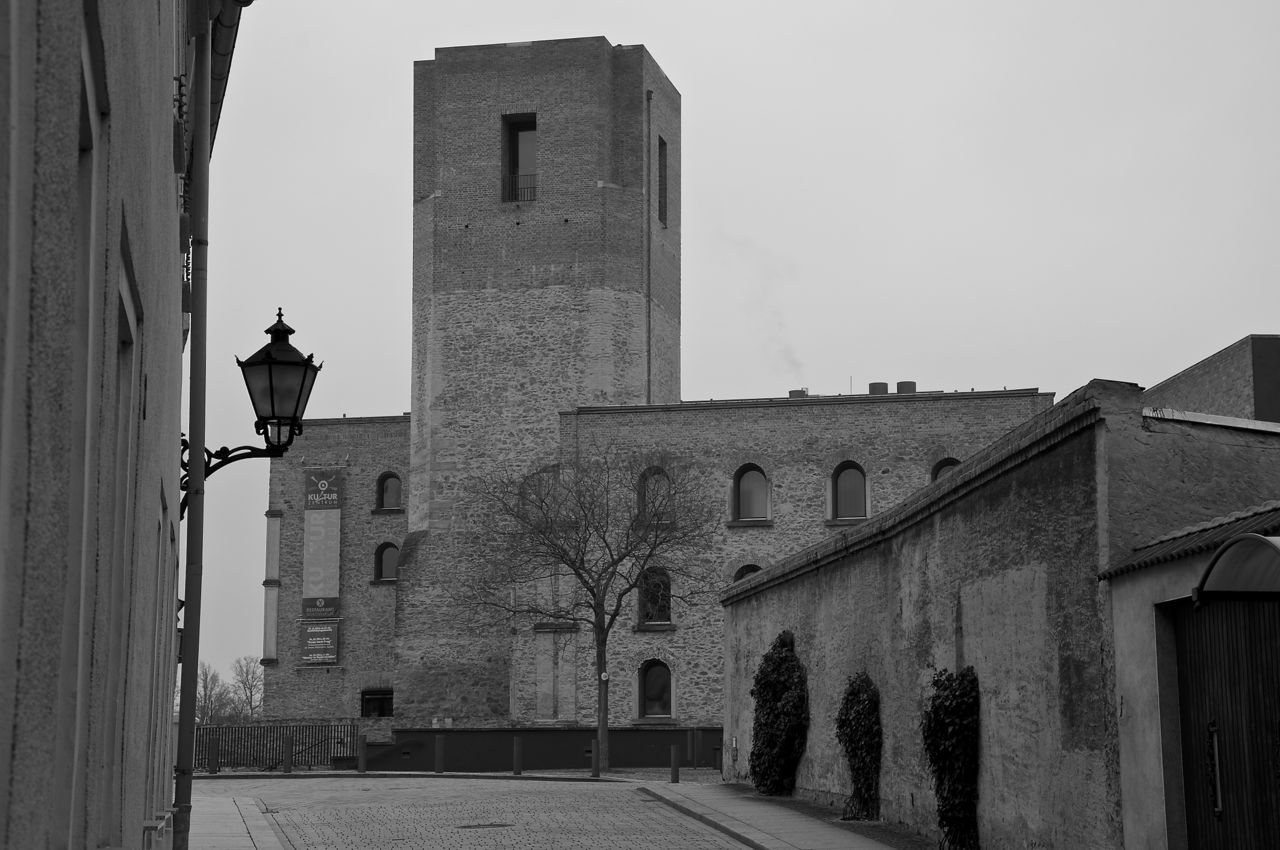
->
<box><xmin>191</xmin><ymin>0</ymin><xmax>1280</xmax><ymax>678</ymax></box>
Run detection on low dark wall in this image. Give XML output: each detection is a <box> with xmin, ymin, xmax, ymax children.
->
<box><xmin>366</xmin><ymin>726</ymin><xmax>722</xmax><ymax>772</ymax></box>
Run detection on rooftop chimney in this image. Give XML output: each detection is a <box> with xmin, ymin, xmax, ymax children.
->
<box><xmin>897</xmin><ymin>381</ymin><xmax>917</xmax><ymax>394</ymax></box>
<box><xmin>869</xmin><ymin>382</ymin><xmax>889</xmax><ymax>395</ymax></box>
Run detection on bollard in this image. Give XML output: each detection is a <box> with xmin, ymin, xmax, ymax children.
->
<box><xmin>357</xmin><ymin>734</ymin><xmax>367</xmax><ymax>773</ymax></box>
<box><xmin>208</xmin><ymin>735</ymin><xmax>220</xmax><ymax>775</ymax></box>
<box><xmin>670</xmin><ymin>744</ymin><xmax>680</xmax><ymax>784</ymax></box>
<box><xmin>282</xmin><ymin>734</ymin><xmax>293</xmax><ymax>774</ymax></box>
<box><xmin>591</xmin><ymin>738</ymin><xmax>600</xmax><ymax>778</ymax></box>
<box><xmin>434</xmin><ymin>736</ymin><xmax>444</xmax><ymax>774</ymax></box>
<box><xmin>513</xmin><ymin>736</ymin><xmax>522</xmax><ymax>776</ymax></box>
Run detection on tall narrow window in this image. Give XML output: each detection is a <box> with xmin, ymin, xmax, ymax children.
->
<box><xmin>832</xmin><ymin>462</ymin><xmax>867</xmax><ymax>520</ymax></box>
<box><xmin>639</xmin><ymin>568</ymin><xmax>671</xmax><ymax>623</ymax></box>
<box><xmin>640</xmin><ymin>660</ymin><xmax>671</xmax><ymax>717</ymax></box>
<box><xmin>502</xmin><ymin>113</ymin><xmax>537</xmax><ymax>201</ymax></box>
<box><xmin>733</xmin><ymin>465</ymin><xmax>769</xmax><ymax>520</ymax></box>
<box><xmin>375</xmin><ymin>543</ymin><xmax>399</xmax><ymax>582</ymax></box>
<box><xmin>657</xmin><ymin>136</ymin><xmax>668</xmax><ymax>225</ymax></box>
<box><xmin>636</xmin><ymin>466</ymin><xmax>670</xmax><ymax>523</ymax></box>
<box><xmin>376</xmin><ymin>473</ymin><xmax>402</xmax><ymax>510</ymax></box>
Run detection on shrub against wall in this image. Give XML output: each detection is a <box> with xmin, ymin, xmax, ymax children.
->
<box><xmin>921</xmin><ymin>666</ymin><xmax>981</xmax><ymax>850</ymax></box>
<box><xmin>835</xmin><ymin>671</ymin><xmax>882</xmax><ymax>820</ymax></box>
<box><xmin>749</xmin><ymin>630</ymin><xmax>809</xmax><ymax>795</ymax></box>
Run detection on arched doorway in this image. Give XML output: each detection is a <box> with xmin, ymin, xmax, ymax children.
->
<box><xmin>1173</xmin><ymin>534</ymin><xmax>1280</xmax><ymax>849</ymax></box>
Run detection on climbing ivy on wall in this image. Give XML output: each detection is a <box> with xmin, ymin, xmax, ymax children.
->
<box><xmin>748</xmin><ymin>630</ymin><xmax>809</xmax><ymax>795</ymax></box>
<box><xmin>920</xmin><ymin>666</ymin><xmax>981</xmax><ymax>850</ymax></box>
<box><xmin>835</xmin><ymin>671</ymin><xmax>882</xmax><ymax>820</ymax></box>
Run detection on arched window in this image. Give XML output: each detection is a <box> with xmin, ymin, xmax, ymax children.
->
<box><xmin>733</xmin><ymin>564</ymin><xmax>762</xmax><ymax>582</ymax></box>
<box><xmin>931</xmin><ymin>458</ymin><xmax>961</xmax><ymax>481</ymax></box>
<box><xmin>376</xmin><ymin>473</ymin><xmax>402</xmax><ymax>510</ymax></box>
<box><xmin>520</xmin><ymin>464</ymin><xmax>560</xmax><ymax>504</ymax></box>
<box><xmin>733</xmin><ymin>464</ymin><xmax>769</xmax><ymax>520</ymax></box>
<box><xmin>639</xmin><ymin>660</ymin><xmax>671</xmax><ymax>717</ymax></box>
<box><xmin>639</xmin><ymin>568</ymin><xmax>671</xmax><ymax>623</ymax></box>
<box><xmin>832</xmin><ymin>462</ymin><xmax>867</xmax><ymax>519</ymax></box>
<box><xmin>375</xmin><ymin>543</ymin><xmax>399</xmax><ymax>581</ymax></box>
<box><xmin>636</xmin><ymin>466</ymin><xmax>670</xmax><ymax>522</ymax></box>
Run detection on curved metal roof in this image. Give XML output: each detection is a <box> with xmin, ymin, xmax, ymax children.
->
<box><xmin>1193</xmin><ymin>533</ymin><xmax>1280</xmax><ymax>603</ymax></box>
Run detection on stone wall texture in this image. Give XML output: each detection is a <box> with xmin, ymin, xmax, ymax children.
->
<box><xmin>545</xmin><ymin>390</ymin><xmax>1055</xmax><ymax>728</ymax></box>
<box><xmin>1142</xmin><ymin>334</ymin><xmax>1280</xmax><ymax>422</ymax></box>
<box><xmin>721</xmin><ymin>379</ymin><xmax>1280</xmax><ymax>848</ymax></box>
<box><xmin>263</xmin><ymin>417</ymin><xmax>409</xmax><ymax>720</ymax></box>
<box><xmin>400</xmin><ymin>37</ymin><xmax>681</xmax><ymax>725</ymax></box>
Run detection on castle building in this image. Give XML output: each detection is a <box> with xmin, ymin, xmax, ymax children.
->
<box><xmin>260</xmin><ymin>37</ymin><xmax>1053</xmax><ymax>761</ymax></box>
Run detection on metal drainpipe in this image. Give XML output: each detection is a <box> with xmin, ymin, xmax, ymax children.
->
<box><xmin>172</xmin><ymin>11</ymin><xmax>211</xmax><ymax>850</ymax></box>
<box><xmin>645</xmin><ymin>89</ymin><xmax>653</xmax><ymax>404</ymax></box>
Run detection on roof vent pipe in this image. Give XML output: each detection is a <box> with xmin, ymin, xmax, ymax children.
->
<box><xmin>869</xmin><ymin>382</ymin><xmax>889</xmax><ymax>395</ymax></box>
<box><xmin>897</xmin><ymin>381</ymin><xmax>917</xmax><ymax>394</ymax></box>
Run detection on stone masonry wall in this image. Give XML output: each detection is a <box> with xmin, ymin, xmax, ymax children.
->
<box><xmin>530</xmin><ymin>388</ymin><xmax>1055</xmax><ymax>730</ymax></box>
<box><xmin>263</xmin><ymin>416</ymin><xmax>408</xmax><ymax>720</ymax></box>
<box><xmin>401</xmin><ymin>38</ymin><xmax>680</xmax><ymax>726</ymax></box>
<box><xmin>722</xmin><ymin>385</ymin><xmax>1123</xmax><ymax>848</ymax></box>
<box><xmin>1143</xmin><ymin>335</ymin><xmax>1255</xmax><ymax>418</ymax></box>
<box><xmin>722</xmin><ymin>378</ymin><xmax>1280</xmax><ymax>848</ymax></box>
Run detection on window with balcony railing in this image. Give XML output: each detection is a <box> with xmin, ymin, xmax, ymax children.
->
<box><xmin>502</xmin><ymin>113</ymin><xmax>537</xmax><ymax>201</ymax></box>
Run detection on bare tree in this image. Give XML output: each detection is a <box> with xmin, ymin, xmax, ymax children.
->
<box><xmin>229</xmin><ymin>655</ymin><xmax>264</xmax><ymax>719</ymax></box>
<box><xmin>465</xmin><ymin>449</ymin><xmax>719</xmax><ymax>768</ymax></box>
<box><xmin>194</xmin><ymin>661</ymin><xmax>235</xmax><ymax>725</ymax></box>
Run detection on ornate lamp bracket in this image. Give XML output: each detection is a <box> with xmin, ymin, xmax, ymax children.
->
<box><xmin>179</xmin><ymin>434</ymin><xmax>285</xmax><ymax>518</ymax></box>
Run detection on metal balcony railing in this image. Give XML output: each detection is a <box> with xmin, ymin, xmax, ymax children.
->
<box><xmin>502</xmin><ymin>173</ymin><xmax>537</xmax><ymax>202</ymax></box>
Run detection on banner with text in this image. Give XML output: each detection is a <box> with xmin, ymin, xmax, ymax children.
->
<box><xmin>299</xmin><ymin>620</ymin><xmax>340</xmax><ymax>665</ymax></box>
<box><xmin>302</xmin><ymin>469</ymin><xmax>342</xmax><ymax>617</ymax></box>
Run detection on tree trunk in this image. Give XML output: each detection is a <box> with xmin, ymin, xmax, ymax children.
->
<box><xmin>595</xmin><ymin>627</ymin><xmax>610</xmax><ymax>770</ymax></box>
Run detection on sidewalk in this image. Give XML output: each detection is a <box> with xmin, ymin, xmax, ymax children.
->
<box><xmin>189</xmin><ymin>796</ymin><xmax>286</xmax><ymax>850</ymax></box>
<box><xmin>640</xmin><ymin>782</ymin><xmax>918</xmax><ymax>850</ymax></box>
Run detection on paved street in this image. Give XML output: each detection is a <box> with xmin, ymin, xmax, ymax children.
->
<box><xmin>193</xmin><ymin>774</ymin><xmax>747</xmax><ymax>849</ymax></box>
<box><xmin>190</xmin><ymin>771</ymin><xmax>917</xmax><ymax>849</ymax></box>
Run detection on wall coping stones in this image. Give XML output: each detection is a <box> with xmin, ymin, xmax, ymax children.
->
<box><xmin>565</xmin><ymin>387</ymin><xmax>1049</xmax><ymax>418</ymax></box>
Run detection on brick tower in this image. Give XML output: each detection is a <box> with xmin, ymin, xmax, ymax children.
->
<box><xmin>397</xmin><ymin>37</ymin><xmax>681</xmax><ymax>722</ymax></box>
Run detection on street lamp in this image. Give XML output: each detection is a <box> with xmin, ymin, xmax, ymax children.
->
<box><xmin>179</xmin><ymin>309</ymin><xmax>320</xmax><ymax>515</ymax></box>
<box><xmin>173</xmin><ymin>308</ymin><xmax>319</xmax><ymax>849</ymax></box>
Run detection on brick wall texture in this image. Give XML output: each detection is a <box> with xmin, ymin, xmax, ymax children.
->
<box><xmin>400</xmin><ymin>38</ymin><xmax>681</xmax><ymax>724</ymax></box>
<box><xmin>1142</xmin><ymin>334</ymin><xmax>1280</xmax><ymax>423</ymax></box>
<box><xmin>263</xmin><ymin>417</ymin><xmax>408</xmax><ymax>720</ymax></box>
<box><xmin>721</xmin><ymin>380</ymin><xmax>1280</xmax><ymax>848</ymax></box>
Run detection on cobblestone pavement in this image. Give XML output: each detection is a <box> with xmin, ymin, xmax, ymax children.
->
<box><xmin>194</xmin><ymin>774</ymin><xmax>747</xmax><ymax>849</ymax></box>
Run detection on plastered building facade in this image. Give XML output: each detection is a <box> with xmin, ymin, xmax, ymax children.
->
<box><xmin>261</xmin><ymin>37</ymin><xmax>1053</xmax><ymax>744</ymax></box>
<box><xmin>1</xmin><ymin>1</ymin><xmax>250</xmax><ymax>847</ymax></box>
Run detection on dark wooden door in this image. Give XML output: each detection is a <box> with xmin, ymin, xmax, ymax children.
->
<box><xmin>1173</xmin><ymin>598</ymin><xmax>1280</xmax><ymax>849</ymax></box>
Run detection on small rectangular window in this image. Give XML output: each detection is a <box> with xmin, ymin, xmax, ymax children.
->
<box><xmin>657</xmin><ymin>136</ymin><xmax>668</xmax><ymax>225</ymax></box>
<box><xmin>502</xmin><ymin>114</ymin><xmax>537</xmax><ymax>202</ymax></box>
<box><xmin>361</xmin><ymin>688</ymin><xmax>394</xmax><ymax>718</ymax></box>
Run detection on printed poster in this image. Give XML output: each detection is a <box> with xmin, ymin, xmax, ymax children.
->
<box><xmin>303</xmin><ymin>469</ymin><xmax>342</xmax><ymax>617</ymax></box>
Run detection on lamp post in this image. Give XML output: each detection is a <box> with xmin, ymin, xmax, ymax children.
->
<box><xmin>172</xmin><ymin>310</ymin><xmax>319</xmax><ymax>848</ymax></box>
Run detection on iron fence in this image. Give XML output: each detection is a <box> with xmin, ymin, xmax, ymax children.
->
<box><xmin>195</xmin><ymin>723</ymin><xmax>357</xmax><ymax>772</ymax></box>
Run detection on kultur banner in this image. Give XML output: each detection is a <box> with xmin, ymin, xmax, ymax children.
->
<box><xmin>302</xmin><ymin>469</ymin><xmax>342</xmax><ymax>617</ymax></box>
